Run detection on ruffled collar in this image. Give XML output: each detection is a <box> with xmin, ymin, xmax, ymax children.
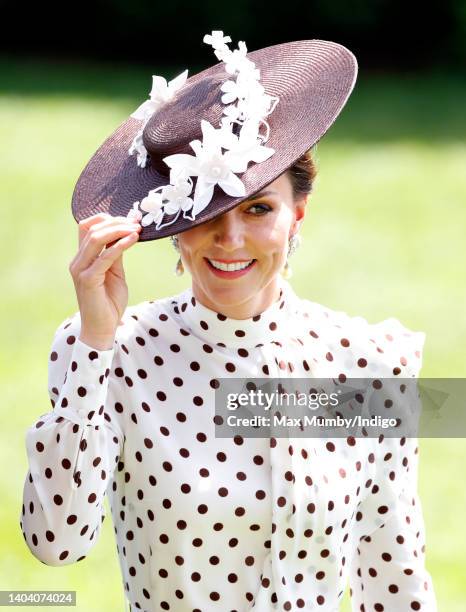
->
<box><xmin>171</xmin><ymin>278</ymin><xmax>301</xmax><ymax>348</ymax></box>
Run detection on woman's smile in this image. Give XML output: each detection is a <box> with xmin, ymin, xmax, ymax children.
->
<box><xmin>204</xmin><ymin>257</ymin><xmax>257</xmax><ymax>279</ymax></box>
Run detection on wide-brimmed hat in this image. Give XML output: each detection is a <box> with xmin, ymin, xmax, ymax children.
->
<box><xmin>71</xmin><ymin>31</ymin><xmax>358</xmax><ymax>241</ymax></box>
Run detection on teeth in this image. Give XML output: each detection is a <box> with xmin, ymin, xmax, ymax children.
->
<box><xmin>208</xmin><ymin>259</ymin><xmax>254</xmax><ymax>272</ymax></box>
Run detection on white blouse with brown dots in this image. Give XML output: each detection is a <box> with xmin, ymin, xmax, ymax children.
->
<box><xmin>20</xmin><ymin>278</ymin><xmax>437</xmax><ymax>611</ymax></box>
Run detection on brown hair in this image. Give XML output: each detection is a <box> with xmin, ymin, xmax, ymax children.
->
<box><xmin>286</xmin><ymin>147</ymin><xmax>318</xmax><ymax>200</ymax></box>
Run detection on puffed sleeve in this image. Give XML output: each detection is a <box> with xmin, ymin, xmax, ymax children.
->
<box><xmin>348</xmin><ymin>318</ymin><xmax>437</xmax><ymax>611</ymax></box>
<box><xmin>19</xmin><ymin>312</ymin><xmax>124</xmax><ymax>566</ymax></box>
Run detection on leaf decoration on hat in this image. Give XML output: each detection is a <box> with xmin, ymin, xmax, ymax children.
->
<box><xmin>127</xmin><ymin>30</ymin><xmax>279</xmax><ymax>231</ymax></box>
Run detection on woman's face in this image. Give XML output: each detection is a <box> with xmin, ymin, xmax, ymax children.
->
<box><xmin>177</xmin><ymin>172</ymin><xmax>307</xmax><ymax>317</ymax></box>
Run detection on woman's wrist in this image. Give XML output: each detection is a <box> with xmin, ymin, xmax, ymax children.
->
<box><xmin>78</xmin><ymin>332</ymin><xmax>116</xmax><ymax>351</ymax></box>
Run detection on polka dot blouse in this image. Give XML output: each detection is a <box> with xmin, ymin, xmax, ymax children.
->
<box><xmin>21</xmin><ymin>279</ymin><xmax>437</xmax><ymax>611</ymax></box>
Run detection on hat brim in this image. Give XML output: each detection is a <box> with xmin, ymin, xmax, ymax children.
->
<box><xmin>71</xmin><ymin>39</ymin><xmax>357</xmax><ymax>241</ymax></box>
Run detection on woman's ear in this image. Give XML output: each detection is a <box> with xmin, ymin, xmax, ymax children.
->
<box><xmin>292</xmin><ymin>196</ymin><xmax>307</xmax><ymax>233</ymax></box>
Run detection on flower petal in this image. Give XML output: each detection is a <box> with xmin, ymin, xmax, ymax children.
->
<box><xmin>181</xmin><ymin>197</ymin><xmax>194</xmax><ymax>212</ymax></box>
<box><xmin>193</xmin><ymin>179</ymin><xmax>215</xmax><ymax>215</ymax></box>
<box><xmin>221</xmin><ymin>91</ymin><xmax>238</xmax><ymax>105</ymax></box>
<box><xmin>220</xmin><ymin>80</ymin><xmax>236</xmax><ymax>94</ymax></box>
<box><xmin>141</xmin><ymin>213</ymin><xmax>154</xmax><ymax>227</ymax></box>
<box><xmin>189</xmin><ymin>139</ymin><xmax>203</xmax><ymax>156</ymax></box>
<box><xmin>200</xmin><ymin>120</ymin><xmax>222</xmax><ymax>151</ymax></box>
<box><xmin>150</xmin><ymin>75</ymin><xmax>168</xmax><ymax>98</ymax></box>
<box><xmin>130</xmin><ymin>99</ymin><xmax>156</xmax><ymax>121</ymax></box>
<box><xmin>218</xmin><ymin>172</ymin><xmax>246</xmax><ymax>197</ymax></box>
<box><xmin>164</xmin><ymin>200</ymin><xmax>182</xmax><ymax>215</ymax></box>
<box><xmin>249</xmin><ymin>144</ymin><xmax>275</xmax><ymax>164</ymax></box>
<box><xmin>168</xmin><ymin>69</ymin><xmax>189</xmax><ymax>94</ymax></box>
<box><xmin>223</xmin><ymin>151</ymin><xmax>249</xmax><ymax>173</ymax></box>
<box><xmin>140</xmin><ymin>196</ymin><xmax>163</xmax><ymax>214</ymax></box>
<box><xmin>164</xmin><ymin>153</ymin><xmax>200</xmax><ymax>176</ymax></box>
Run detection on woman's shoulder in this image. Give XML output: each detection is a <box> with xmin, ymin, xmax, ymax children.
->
<box><xmin>295</xmin><ymin>295</ymin><xmax>426</xmax><ymax>379</ymax></box>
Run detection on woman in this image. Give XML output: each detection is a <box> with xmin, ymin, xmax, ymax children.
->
<box><xmin>20</xmin><ymin>32</ymin><xmax>437</xmax><ymax>611</ymax></box>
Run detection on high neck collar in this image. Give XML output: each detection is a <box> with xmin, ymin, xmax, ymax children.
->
<box><xmin>170</xmin><ymin>279</ymin><xmax>301</xmax><ymax>348</ymax></box>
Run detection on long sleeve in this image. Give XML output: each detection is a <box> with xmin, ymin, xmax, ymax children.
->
<box><xmin>348</xmin><ymin>437</ymin><xmax>437</xmax><ymax>611</ymax></box>
<box><xmin>20</xmin><ymin>313</ymin><xmax>124</xmax><ymax>566</ymax></box>
<box><xmin>348</xmin><ymin>319</ymin><xmax>437</xmax><ymax>611</ymax></box>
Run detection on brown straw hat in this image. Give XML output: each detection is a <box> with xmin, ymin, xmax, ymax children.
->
<box><xmin>71</xmin><ymin>33</ymin><xmax>358</xmax><ymax>242</ymax></box>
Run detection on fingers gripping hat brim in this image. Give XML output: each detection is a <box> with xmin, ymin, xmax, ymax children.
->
<box><xmin>71</xmin><ymin>39</ymin><xmax>358</xmax><ymax>241</ymax></box>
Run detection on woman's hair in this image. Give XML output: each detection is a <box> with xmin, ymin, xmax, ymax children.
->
<box><xmin>286</xmin><ymin>147</ymin><xmax>318</xmax><ymax>200</ymax></box>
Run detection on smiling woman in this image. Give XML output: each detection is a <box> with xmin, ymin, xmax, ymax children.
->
<box><xmin>172</xmin><ymin>149</ymin><xmax>317</xmax><ymax>319</ymax></box>
<box><xmin>20</xmin><ymin>31</ymin><xmax>437</xmax><ymax>612</ymax></box>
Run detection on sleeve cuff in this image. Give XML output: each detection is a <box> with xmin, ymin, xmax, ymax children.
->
<box><xmin>52</xmin><ymin>337</ymin><xmax>116</xmax><ymax>427</ymax></box>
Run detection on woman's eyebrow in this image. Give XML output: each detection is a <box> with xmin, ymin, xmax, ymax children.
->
<box><xmin>247</xmin><ymin>190</ymin><xmax>279</xmax><ymax>200</ymax></box>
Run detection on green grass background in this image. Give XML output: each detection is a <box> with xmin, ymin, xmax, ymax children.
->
<box><xmin>1</xmin><ymin>56</ymin><xmax>465</xmax><ymax>610</ymax></box>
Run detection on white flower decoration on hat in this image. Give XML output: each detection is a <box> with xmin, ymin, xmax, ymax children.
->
<box><xmin>138</xmin><ymin>191</ymin><xmax>164</xmax><ymax>227</ymax></box>
<box><xmin>127</xmin><ymin>30</ymin><xmax>279</xmax><ymax>230</ymax></box>
<box><xmin>164</xmin><ymin>119</ymin><xmax>250</xmax><ymax>216</ymax></box>
<box><xmin>203</xmin><ymin>31</ymin><xmax>232</xmax><ymax>50</ymax></box>
<box><xmin>128</xmin><ymin>70</ymin><xmax>189</xmax><ymax>168</ymax></box>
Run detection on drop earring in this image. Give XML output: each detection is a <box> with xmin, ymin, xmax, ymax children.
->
<box><xmin>281</xmin><ymin>233</ymin><xmax>301</xmax><ymax>279</ymax></box>
<box><xmin>170</xmin><ymin>234</ymin><xmax>184</xmax><ymax>276</ymax></box>
<box><xmin>175</xmin><ymin>257</ymin><xmax>184</xmax><ymax>276</ymax></box>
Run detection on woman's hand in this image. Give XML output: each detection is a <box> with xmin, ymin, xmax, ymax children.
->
<box><xmin>68</xmin><ymin>213</ymin><xmax>142</xmax><ymax>350</ymax></box>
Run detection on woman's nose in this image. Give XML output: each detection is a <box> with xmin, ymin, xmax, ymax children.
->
<box><xmin>212</xmin><ymin>211</ymin><xmax>245</xmax><ymax>249</ymax></box>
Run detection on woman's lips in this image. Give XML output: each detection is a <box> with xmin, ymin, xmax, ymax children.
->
<box><xmin>204</xmin><ymin>258</ymin><xmax>257</xmax><ymax>279</ymax></box>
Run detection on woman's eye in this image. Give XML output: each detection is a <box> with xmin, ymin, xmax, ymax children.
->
<box><xmin>247</xmin><ymin>203</ymin><xmax>272</xmax><ymax>215</ymax></box>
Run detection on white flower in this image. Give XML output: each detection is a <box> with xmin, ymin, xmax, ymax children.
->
<box><xmin>130</xmin><ymin>69</ymin><xmax>189</xmax><ymax>121</ymax></box>
<box><xmin>219</xmin><ymin>79</ymin><xmax>239</xmax><ymax>105</ymax></box>
<box><xmin>200</xmin><ymin>119</ymin><xmax>239</xmax><ymax>151</ymax></box>
<box><xmin>220</xmin><ymin>106</ymin><xmax>242</xmax><ymax>129</ymax></box>
<box><xmin>223</xmin><ymin>42</ymin><xmax>255</xmax><ymax>75</ymax></box>
<box><xmin>193</xmin><ymin>149</ymin><xmax>246</xmax><ymax>214</ymax></box>
<box><xmin>239</xmin><ymin>91</ymin><xmax>278</xmax><ymax>124</ymax></box>
<box><xmin>128</xmin><ymin>69</ymin><xmax>189</xmax><ymax>168</ymax></box>
<box><xmin>126</xmin><ymin>201</ymin><xmax>143</xmax><ymax>222</ymax></box>
<box><xmin>237</xmin><ymin>70</ymin><xmax>264</xmax><ymax>94</ymax></box>
<box><xmin>220</xmin><ymin>78</ymin><xmax>250</xmax><ymax>105</ymax></box>
<box><xmin>236</xmin><ymin>64</ymin><xmax>261</xmax><ymax>85</ymax></box>
<box><xmin>223</xmin><ymin>119</ymin><xmax>275</xmax><ymax>173</ymax></box>
<box><xmin>163</xmin><ymin>120</ymin><xmax>246</xmax><ymax>215</ymax></box>
<box><xmin>163</xmin><ymin>119</ymin><xmax>237</xmax><ymax>178</ymax></box>
<box><xmin>213</xmin><ymin>46</ymin><xmax>232</xmax><ymax>63</ymax></box>
<box><xmin>150</xmin><ymin>70</ymin><xmax>189</xmax><ymax>104</ymax></box>
<box><xmin>163</xmin><ymin>176</ymin><xmax>194</xmax><ymax>216</ymax></box>
<box><xmin>128</xmin><ymin>132</ymin><xmax>149</xmax><ymax>168</ymax></box>
<box><xmin>203</xmin><ymin>30</ymin><xmax>232</xmax><ymax>50</ymax></box>
<box><xmin>139</xmin><ymin>190</ymin><xmax>165</xmax><ymax>227</ymax></box>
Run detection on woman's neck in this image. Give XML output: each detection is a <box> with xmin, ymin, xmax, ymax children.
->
<box><xmin>191</xmin><ymin>277</ymin><xmax>282</xmax><ymax>320</ymax></box>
